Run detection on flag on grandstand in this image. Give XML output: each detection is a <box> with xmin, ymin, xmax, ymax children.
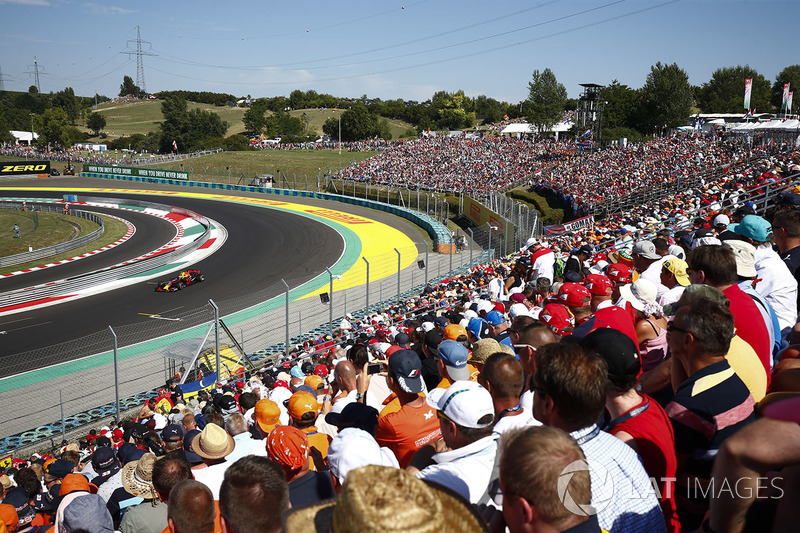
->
<box><xmin>581</xmin><ymin>128</ymin><xmax>592</xmax><ymax>138</ymax></box>
<box><xmin>789</xmin><ymin>92</ymin><xmax>794</xmax><ymax>114</ymax></box>
<box><xmin>172</xmin><ymin>140</ymin><xmax>178</xmax><ymax>151</ymax></box>
<box><xmin>744</xmin><ymin>109</ymin><xmax>753</xmax><ymax>119</ymax></box>
<box><xmin>744</xmin><ymin>78</ymin><xmax>752</xmax><ymax>110</ymax></box>
<box><xmin>783</xmin><ymin>83</ymin><xmax>791</xmax><ymax>112</ymax></box>
<box><xmin>503</xmin><ymin>114</ymin><xmax>508</xmax><ymax>120</ymax></box>
<box><xmin>534</xmin><ymin>169</ymin><xmax>542</xmax><ymax>176</ymax></box>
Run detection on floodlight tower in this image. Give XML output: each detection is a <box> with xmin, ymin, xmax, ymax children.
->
<box><xmin>576</xmin><ymin>83</ymin><xmax>605</xmax><ymax>149</ymax></box>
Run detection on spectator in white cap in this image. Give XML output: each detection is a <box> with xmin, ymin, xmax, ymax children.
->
<box><xmin>528</xmin><ymin>239</ymin><xmax>556</xmax><ymax>285</ymax></box>
<box><xmin>411</xmin><ymin>381</ymin><xmax>497</xmax><ymax>503</ymax></box>
<box><xmin>620</xmin><ymin>278</ymin><xmax>669</xmax><ymax>373</ymax></box>
<box><xmin>631</xmin><ymin>240</ymin><xmax>669</xmax><ymax>299</ymax></box>
<box><xmin>327</xmin><ymin>428</ymin><xmax>399</xmax><ymax>493</ymax></box>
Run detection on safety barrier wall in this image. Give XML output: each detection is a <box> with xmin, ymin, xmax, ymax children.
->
<box><xmin>0</xmin><ymin>204</ymin><xmax>105</xmax><ymax>268</ymax></box>
<box><xmin>80</xmin><ymin>172</ymin><xmax>452</xmax><ymax>249</ymax></box>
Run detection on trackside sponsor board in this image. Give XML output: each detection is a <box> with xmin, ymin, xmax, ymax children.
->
<box><xmin>1</xmin><ymin>161</ymin><xmax>50</xmax><ymax>175</ymax></box>
<box><xmin>82</xmin><ymin>164</ymin><xmax>189</xmax><ymax>180</ymax></box>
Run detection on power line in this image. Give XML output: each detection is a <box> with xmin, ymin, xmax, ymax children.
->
<box><xmin>121</xmin><ymin>25</ymin><xmax>156</xmax><ymax>93</ymax></box>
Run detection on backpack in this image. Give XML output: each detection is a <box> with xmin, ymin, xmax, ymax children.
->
<box><xmin>553</xmin><ymin>255</ymin><xmax>565</xmax><ymax>278</ymax></box>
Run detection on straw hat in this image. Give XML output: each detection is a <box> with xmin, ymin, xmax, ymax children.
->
<box><xmin>191</xmin><ymin>423</ymin><xmax>235</xmax><ymax>461</ymax></box>
<box><xmin>121</xmin><ymin>453</ymin><xmax>160</xmax><ymax>500</ymax></box>
<box><xmin>282</xmin><ymin>465</ymin><xmax>487</xmax><ymax>533</ymax></box>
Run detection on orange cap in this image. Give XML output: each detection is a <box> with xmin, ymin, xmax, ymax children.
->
<box><xmin>59</xmin><ymin>473</ymin><xmax>98</xmax><ymax>496</ymax></box>
<box><xmin>287</xmin><ymin>391</ymin><xmax>319</xmax><ymax>420</ymax></box>
<box><xmin>266</xmin><ymin>426</ymin><xmax>308</xmax><ymax>470</ymax></box>
<box><xmin>444</xmin><ymin>324</ymin><xmax>468</xmax><ymax>341</ymax></box>
<box><xmin>304</xmin><ymin>375</ymin><xmax>324</xmax><ymax>390</ymax></box>
<box><xmin>254</xmin><ymin>399</ymin><xmax>281</xmax><ymax>435</ymax></box>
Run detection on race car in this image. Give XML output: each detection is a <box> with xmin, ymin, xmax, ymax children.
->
<box><xmin>155</xmin><ymin>269</ymin><xmax>204</xmax><ymax>292</ymax></box>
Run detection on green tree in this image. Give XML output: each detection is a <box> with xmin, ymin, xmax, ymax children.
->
<box><xmin>264</xmin><ymin>110</ymin><xmax>304</xmax><ymax>137</ymax></box>
<box><xmin>603</xmin><ymin>80</ymin><xmax>639</xmax><ymax>130</ymax></box>
<box><xmin>52</xmin><ymin>87</ymin><xmax>82</xmax><ymax>124</ymax></box>
<box><xmin>159</xmin><ymin>96</ymin><xmax>227</xmax><ymax>152</ymax></box>
<box><xmin>323</xmin><ymin>104</ymin><xmax>380</xmax><ymax>141</ymax></box>
<box><xmin>430</xmin><ymin>90</ymin><xmax>475</xmax><ymax>130</ymax></box>
<box><xmin>525</xmin><ymin>68</ymin><xmax>567</xmax><ymax>133</ymax></box>
<box><xmin>772</xmin><ymin>65</ymin><xmax>800</xmax><ymax>113</ymax></box>
<box><xmin>243</xmin><ymin>99</ymin><xmax>269</xmax><ymax>133</ymax></box>
<box><xmin>638</xmin><ymin>62</ymin><xmax>693</xmax><ymax>133</ymax></box>
<box><xmin>119</xmin><ymin>75</ymin><xmax>142</xmax><ymax>97</ymax></box>
<box><xmin>86</xmin><ymin>112</ymin><xmax>107</xmax><ymax>136</ymax></box>
<box><xmin>33</xmin><ymin>108</ymin><xmax>70</xmax><ymax>147</ymax></box>
<box><xmin>696</xmin><ymin>65</ymin><xmax>771</xmax><ymax>113</ymax></box>
<box><xmin>475</xmin><ymin>95</ymin><xmax>505</xmax><ymax>124</ymax></box>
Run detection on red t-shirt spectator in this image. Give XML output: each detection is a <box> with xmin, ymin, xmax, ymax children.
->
<box><xmin>606</xmin><ymin>393</ymin><xmax>680</xmax><ymax>533</ymax></box>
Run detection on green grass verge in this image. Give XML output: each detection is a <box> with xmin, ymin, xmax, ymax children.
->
<box><xmin>0</xmin><ymin>212</ymin><xmax>128</xmax><ymax>275</ymax></box>
<box><xmin>153</xmin><ymin>150</ymin><xmax>377</xmax><ymax>185</ymax></box>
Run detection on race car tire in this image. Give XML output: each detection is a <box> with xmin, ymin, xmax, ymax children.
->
<box><xmin>178</xmin><ymin>282</ymin><xmax>186</xmax><ymax>290</ymax></box>
<box><xmin>199</xmin><ymin>275</ymin><xmax>205</xmax><ymax>282</ymax></box>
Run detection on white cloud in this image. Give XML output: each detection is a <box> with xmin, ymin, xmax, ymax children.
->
<box><xmin>81</xmin><ymin>2</ymin><xmax>134</xmax><ymax>15</ymax></box>
<box><xmin>0</xmin><ymin>0</ymin><xmax>51</xmax><ymax>6</ymax></box>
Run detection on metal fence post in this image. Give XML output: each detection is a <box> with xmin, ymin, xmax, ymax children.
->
<box><xmin>394</xmin><ymin>248</ymin><xmax>401</xmax><ymax>303</ymax></box>
<box><xmin>210</xmin><ymin>299</ymin><xmax>220</xmax><ymax>378</ymax></box>
<box><xmin>326</xmin><ymin>267</ymin><xmax>335</xmax><ymax>338</ymax></box>
<box><xmin>362</xmin><ymin>257</ymin><xmax>370</xmax><ymax>311</ymax></box>
<box><xmin>467</xmin><ymin>228</ymin><xmax>474</xmax><ymax>265</ymax></box>
<box><xmin>449</xmin><ymin>234</ymin><xmax>453</xmax><ymax>274</ymax></box>
<box><xmin>59</xmin><ymin>390</ymin><xmax>65</xmax><ymax>441</ymax></box>
<box><xmin>281</xmin><ymin>279</ymin><xmax>290</xmax><ymax>357</ymax></box>
<box><xmin>424</xmin><ymin>240</ymin><xmax>429</xmax><ymax>285</ymax></box>
<box><xmin>109</xmin><ymin>326</ymin><xmax>120</xmax><ymax>424</ymax></box>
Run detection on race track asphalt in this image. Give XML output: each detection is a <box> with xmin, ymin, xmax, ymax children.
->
<box><xmin>0</xmin><ymin>186</ymin><xmax>346</xmax><ymax>358</ymax></box>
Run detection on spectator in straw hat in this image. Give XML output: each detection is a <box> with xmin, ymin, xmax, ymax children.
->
<box><xmin>119</xmin><ymin>452</ymin><xmax>166</xmax><ymax>533</ymax></box>
<box><xmin>266</xmin><ymin>426</ymin><xmax>334</xmax><ymax>508</ymax></box>
<box><xmin>219</xmin><ymin>455</ymin><xmax>289</xmax><ymax>533</ymax></box>
<box><xmin>191</xmin><ymin>424</ymin><xmax>235</xmax><ymax>500</ymax></box>
<box><xmin>282</xmin><ymin>465</ymin><xmax>487</xmax><ymax>533</ymax></box>
<box><xmin>165</xmin><ymin>480</ymin><xmax>215</xmax><ymax>533</ymax></box>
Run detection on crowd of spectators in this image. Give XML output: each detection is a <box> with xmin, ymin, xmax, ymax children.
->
<box><xmin>3</xmin><ymin>130</ymin><xmax>800</xmax><ymax>532</ymax></box>
<box><xmin>4</xmin><ymin>176</ymin><xmax>800</xmax><ymax>532</ymax></box>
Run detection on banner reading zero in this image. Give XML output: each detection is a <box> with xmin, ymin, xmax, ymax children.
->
<box><xmin>0</xmin><ymin>160</ymin><xmax>51</xmax><ymax>176</ymax></box>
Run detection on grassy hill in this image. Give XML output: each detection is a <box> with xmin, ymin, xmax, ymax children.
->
<box><xmin>87</xmin><ymin>100</ymin><xmax>416</xmax><ymax>141</ymax></box>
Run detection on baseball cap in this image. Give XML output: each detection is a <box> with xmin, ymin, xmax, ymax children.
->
<box><xmin>424</xmin><ymin>329</ymin><xmax>443</xmax><ymax>351</ymax></box>
<box><xmin>304</xmin><ymin>374</ymin><xmax>325</xmax><ymax>390</ymax></box>
<box><xmin>713</xmin><ymin>214</ymin><xmax>730</xmax><ymax>226</ymax></box>
<box><xmin>508</xmin><ymin>303</ymin><xmax>530</xmax><ymax>319</ymax></box>
<box><xmin>584</xmin><ymin>274</ymin><xmax>613</xmax><ymax>296</ymax></box>
<box><xmin>466</xmin><ymin>317</ymin><xmax>490</xmax><ymax>340</ymax></box>
<box><xmin>218</xmin><ymin>395</ymin><xmax>238</xmax><ymax>412</ymax></box>
<box><xmin>182</xmin><ymin>429</ymin><xmax>203</xmax><ymax>464</ymax></box>
<box><xmin>436</xmin><ymin>340</ymin><xmax>470</xmax><ymax>381</ymax></box>
<box><xmin>314</xmin><ymin>364</ymin><xmax>329</xmax><ymax>377</ymax></box>
<box><xmin>433</xmin><ymin>316</ymin><xmax>450</xmax><ymax>329</ymax></box>
<box><xmin>254</xmin><ymin>399</ymin><xmax>281</xmax><ymax>435</ymax></box>
<box><xmin>557</xmin><ymin>282</ymin><xmax>591</xmax><ymax>307</ymax></box>
<box><xmin>485</xmin><ymin>310</ymin><xmax>507</xmax><ymax>326</ymax></box>
<box><xmin>579</xmin><ymin>244</ymin><xmax>594</xmax><ymax>255</ymax></box>
<box><xmin>443</xmin><ymin>324</ymin><xmax>468</xmax><ymax>341</ymax></box>
<box><xmin>393</xmin><ymin>332</ymin><xmax>412</xmax><ymax>348</ymax></box>
<box><xmin>538</xmin><ymin>303</ymin><xmax>574</xmax><ymax>336</ymax></box>
<box><xmin>728</xmin><ymin>215</ymin><xmax>772</xmax><ymax>242</ymax></box>
<box><xmin>521</xmin><ymin>237</ymin><xmax>537</xmax><ymax>251</ymax></box>
<box><xmin>580</xmin><ymin>328</ymin><xmax>641</xmax><ymax>387</ymax></box>
<box><xmin>662</xmin><ymin>258</ymin><xmax>690</xmax><ymax>287</ymax></box>
<box><xmin>161</xmin><ymin>424</ymin><xmax>185</xmax><ymax>443</ymax></box>
<box><xmin>45</xmin><ymin>459</ymin><xmax>73</xmax><ymax>479</ymax></box>
<box><xmin>604</xmin><ymin>263</ymin><xmax>633</xmax><ymax>283</ymax></box>
<box><xmin>325</xmin><ymin>402</ymin><xmax>380</xmax><ymax>432</ymax></box>
<box><xmin>3</xmin><ymin>487</ymin><xmax>35</xmax><ymax>526</ymax></box>
<box><xmin>776</xmin><ymin>192</ymin><xmax>800</xmax><ymax>207</ymax></box>
<box><xmin>429</xmin><ymin>381</ymin><xmax>494</xmax><ymax>429</ymax></box>
<box><xmin>0</xmin><ymin>504</ymin><xmax>18</xmax><ymax>531</ymax></box>
<box><xmin>387</xmin><ymin>349</ymin><xmax>425</xmax><ymax>394</ymax></box>
<box><xmin>90</xmin><ymin>447</ymin><xmax>119</xmax><ymax>478</ymax></box>
<box><xmin>725</xmin><ymin>240</ymin><xmax>758</xmax><ymax>278</ymax></box>
<box><xmin>632</xmin><ymin>240</ymin><xmax>660</xmax><ymax>260</ymax></box>
<box><xmin>287</xmin><ymin>391</ymin><xmax>319</xmax><ymax>420</ymax></box>
<box><xmin>327</xmin><ymin>428</ymin><xmax>400</xmax><ymax>485</ymax></box>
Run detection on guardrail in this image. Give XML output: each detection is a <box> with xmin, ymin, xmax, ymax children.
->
<box><xmin>0</xmin><ymin>197</ymin><xmax>211</xmax><ymax>314</ymax></box>
<box><xmin>0</xmin><ymin>204</ymin><xmax>104</xmax><ymax>268</ymax></box>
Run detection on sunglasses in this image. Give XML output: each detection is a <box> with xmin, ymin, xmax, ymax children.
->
<box><xmin>513</xmin><ymin>344</ymin><xmax>537</xmax><ymax>352</ymax></box>
<box><xmin>667</xmin><ymin>323</ymin><xmax>691</xmax><ymax>335</ymax></box>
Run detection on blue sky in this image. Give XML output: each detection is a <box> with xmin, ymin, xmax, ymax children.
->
<box><xmin>1</xmin><ymin>0</ymin><xmax>797</xmax><ymax>103</ymax></box>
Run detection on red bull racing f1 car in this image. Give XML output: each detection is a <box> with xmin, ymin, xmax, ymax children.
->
<box><xmin>155</xmin><ymin>269</ymin><xmax>204</xmax><ymax>292</ymax></box>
